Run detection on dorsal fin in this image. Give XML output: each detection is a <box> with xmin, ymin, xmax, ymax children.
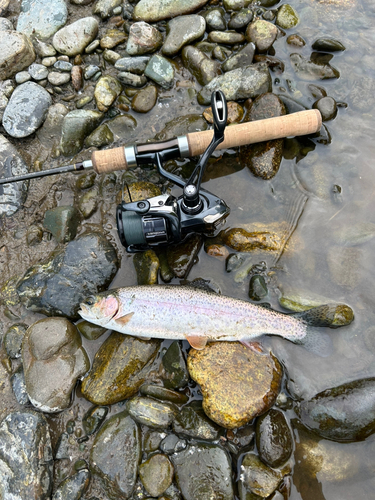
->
<box><xmin>186</xmin><ymin>335</ymin><xmax>208</xmax><ymax>350</ymax></box>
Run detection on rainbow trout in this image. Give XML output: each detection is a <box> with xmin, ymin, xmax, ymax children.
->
<box><xmin>78</xmin><ymin>285</ymin><xmax>340</xmax><ymax>355</ymax></box>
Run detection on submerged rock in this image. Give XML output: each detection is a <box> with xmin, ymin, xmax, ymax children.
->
<box><xmin>22</xmin><ymin>317</ymin><xmax>90</xmax><ymax>412</ymax></box>
<box><xmin>2</xmin><ymin>81</ymin><xmax>52</xmax><ymax>138</ymax></box>
<box><xmin>290</xmin><ymin>53</ymin><xmax>340</xmax><ymax>80</ymax></box>
<box><xmin>154</xmin><ymin>113</ymin><xmax>208</xmax><ymax>141</ymax></box>
<box><xmin>198</xmin><ymin>63</ymin><xmax>272</xmax><ymax>105</ymax></box>
<box><xmin>133</xmin><ymin>249</ymin><xmax>160</xmax><ymax>285</ymax></box>
<box><xmin>276</xmin><ymin>4</ymin><xmax>299</xmax><ymax>29</ymax></box>
<box><xmin>167</xmin><ymin>233</ymin><xmax>203</xmax><ymax>278</ymax></box>
<box><xmin>0</xmin><ymin>411</ymin><xmax>53</xmax><ymax>500</ymax></box>
<box><xmin>188</xmin><ymin>342</ymin><xmax>282</xmax><ymax>428</ymax></box>
<box><xmin>220</xmin><ymin>227</ymin><xmax>281</xmax><ymax>252</ymax></box>
<box><xmin>171</xmin><ymin>443</ymin><xmax>233</xmax><ymax>500</ymax></box>
<box><xmin>297</xmin><ymin>378</ymin><xmax>375</xmax><ymax>442</ymax></box>
<box><xmin>90</xmin><ymin>411</ymin><xmax>141</xmax><ymax>499</ymax></box>
<box><xmin>162</xmin><ymin>340</ymin><xmax>189</xmax><ymax>389</ymax></box>
<box><xmin>0</xmin><ymin>133</ymin><xmax>28</xmax><ymax>216</ymax></box>
<box><xmin>16</xmin><ymin>231</ymin><xmax>118</xmax><ymax>319</ymax></box>
<box><xmin>81</xmin><ymin>332</ymin><xmax>160</xmax><ymax>404</ymax></box>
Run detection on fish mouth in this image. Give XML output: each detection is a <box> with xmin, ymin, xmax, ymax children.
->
<box><xmin>78</xmin><ymin>303</ymin><xmax>91</xmax><ymax>319</ymax></box>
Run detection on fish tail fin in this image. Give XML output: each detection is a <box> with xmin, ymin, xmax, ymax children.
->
<box><xmin>293</xmin><ymin>304</ymin><xmax>354</xmax><ymax>328</ymax></box>
<box><xmin>294</xmin><ymin>326</ymin><xmax>333</xmax><ymax>357</ymax></box>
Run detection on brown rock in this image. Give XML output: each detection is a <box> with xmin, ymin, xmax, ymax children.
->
<box><xmin>187</xmin><ymin>342</ymin><xmax>282</xmax><ymax>428</ymax></box>
<box><xmin>71</xmin><ymin>65</ymin><xmax>83</xmax><ymax>91</ymax></box>
<box><xmin>81</xmin><ymin>332</ymin><xmax>160</xmax><ymax>405</ymax></box>
<box><xmin>0</xmin><ymin>31</ymin><xmax>36</xmax><ymax>80</ymax></box>
<box><xmin>132</xmin><ymin>85</ymin><xmax>158</xmax><ymax>113</ymax></box>
<box><xmin>220</xmin><ymin>227</ymin><xmax>281</xmax><ymax>252</ymax></box>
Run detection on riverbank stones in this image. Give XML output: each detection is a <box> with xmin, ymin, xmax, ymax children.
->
<box><xmin>60</xmin><ymin>109</ymin><xmax>103</xmax><ymax>155</ymax></box>
<box><xmin>22</xmin><ymin>317</ymin><xmax>90</xmax><ymax>412</ymax></box>
<box><xmin>0</xmin><ymin>30</ymin><xmax>35</xmax><ymax>80</ymax></box>
<box><xmin>188</xmin><ymin>342</ymin><xmax>282</xmax><ymax>428</ymax></box>
<box><xmin>2</xmin><ymin>81</ymin><xmax>52</xmax><ymax>138</ymax></box>
<box><xmin>52</xmin><ymin>17</ymin><xmax>99</xmax><ymax>56</ymax></box>
<box><xmin>16</xmin><ymin>0</ymin><xmax>68</xmax><ymax>40</ymax></box>
<box><xmin>144</xmin><ymin>54</ymin><xmax>175</xmax><ymax>89</ymax></box>
<box><xmin>127</xmin><ymin>21</ymin><xmax>163</xmax><ymax>55</ymax></box>
<box><xmin>0</xmin><ymin>411</ymin><xmax>53</xmax><ymax>500</ymax></box>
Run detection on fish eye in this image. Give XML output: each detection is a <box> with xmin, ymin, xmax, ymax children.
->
<box><xmin>84</xmin><ymin>296</ymin><xmax>96</xmax><ymax>306</ymax></box>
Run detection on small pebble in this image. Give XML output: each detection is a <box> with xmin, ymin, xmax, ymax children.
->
<box><xmin>48</xmin><ymin>72</ymin><xmax>71</xmax><ymax>85</ymax></box>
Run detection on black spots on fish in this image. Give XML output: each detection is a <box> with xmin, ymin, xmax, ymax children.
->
<box><xmin>294</xmin><ymin>304</ymin><xmax>354</xmax><ymax>328</ymax></box>
<box><xmin>295</xmin><ymin>328</ymin><xmax>333</xmax><ymax>357</ymax></box>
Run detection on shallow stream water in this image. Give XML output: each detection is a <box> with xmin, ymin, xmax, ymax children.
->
<box><xmin>1</xmin><ymin>0</ymin><xmax>375</xmax><ymax>498</ymax></box>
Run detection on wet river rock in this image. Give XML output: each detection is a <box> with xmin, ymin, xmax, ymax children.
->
<box><xmin>16</xmin><ymin>231</ymin><xmax>118</xmax><ymax>319</ymax></box>
<box><xmin>197</xmin><ymin>63</ymin><xmax>272</xmax><ymax>105</ymax></box>
<box><xmin>52</xmin><ymin>469</ymin><xmax>90</xmax><ymax>500</ymax></box>
<box><xmin>220</xmin><ymin>227</ymin><xmax>282</xmax><ymax>252</ymax></box>
<box><xmin>182</xmin><ymin>45</ymin><xmax>221</xmax><ymax>86</ymax></box>
<box><xmin>0</xmin><ymin>133</ymin><xmax>28</xmax><ymax>216</ymax></box>
<box><xmin>0</xmin><ymin>410</ymin><xmax>53</xmax><ymax>500</ymax></box>
<box><xmin>81</xmin><ymin>332</ymin><xmax>160</xmax><ymax>405</ymax></box>
<box><xmin>172</xmin><ymin>442</ymin><xmax>233</xmax><ymax>500</ymax></box>
<box><xmin>52</xmin><ymin>17</ymin><xmax>99</xmax><ymax>56</ymax></box>
<box><xmin>240</xmin><ymin>92</ymin><xmax>286</xmax><ymax>180</ymax></box>
<box><xmin>256</xmin><ymin>409</ymin><xmax>293</xmax><ymax>468</ymax></box>
<box><xmin>187</xmin><ymin>342</ymin><xmax>282</xmax><ymax>428</ymax></box>
<box><xmin>90</xmin><ymin>411</ymin><xmax>141</xmax><ymax>499</ymax></box>
<box><xmin>239</xmin><ymin>452</ymin><xmax>284</xmax><ymax>498</ymax></box>
<box><xmin>2</xmin><ymin>81</ymin><xmax>52</xmax><ymax>138</ymax></box>
<box><xmin>60</xmin><ymin>109</ymin><xmax>103</xmax><ymax>155</ymax></box>
<box><xmin>22</xmin><ymin>317</ymin><xmax>89</xmax><ymax>412</ymax></box>
<box><xmin>297</xmin><ymin>377</ymin><xmax>375</xmax><ymax>442</ymax></box>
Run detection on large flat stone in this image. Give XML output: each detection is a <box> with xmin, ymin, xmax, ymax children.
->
<box><xmin>133</xmin><ymin>0</ymin><xmax>210</xmax><ymax>22</ymax></box>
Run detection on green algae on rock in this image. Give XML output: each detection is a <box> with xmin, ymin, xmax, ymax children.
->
<box><xmin>139</xmin><ymin>453</ymin><xmax>174</xmax><ymax>497</ymax></box>
<box><xmin>81</xmin><ymin>332</ymin><xmax>160</xmax><ymax>405</ymax></box>
<box><xmin>187</xmin><ymin>342</ymin><xmax>282</xmax><ymax>428</ymax></box>
<box><xmin>220</xmin><ymin>227</ymin><xmax>281</xmax><ymax>252</ymax></box>
<box><xmin>133</xmin><ymin>249</ymin><xmax>160</xmax><ymax>285</ymax></box>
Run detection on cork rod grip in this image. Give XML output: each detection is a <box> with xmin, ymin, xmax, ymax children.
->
<box><xmin>186</xmin><ymin>109</ymin><xmax>322</xmax><ymax>157</ymax></box>
<box><xmin>91</xmin><ymin>147</ymin><xmax>128</xmax><ymax>174</ymax></box>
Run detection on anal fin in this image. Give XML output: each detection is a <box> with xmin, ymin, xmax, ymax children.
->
<box><xmin>186</xmin><ymin>335</ymin><xmax>208</xmax><ymax>350</ymax></box>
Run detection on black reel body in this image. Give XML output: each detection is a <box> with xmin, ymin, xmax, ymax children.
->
<box><xmin>116</xmin><ymin>90</ymin><xmax>230</xmax><ymax>253</ymax></box>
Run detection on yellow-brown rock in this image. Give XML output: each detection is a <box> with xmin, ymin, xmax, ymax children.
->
<box><xmin>187</xmin><ymin>342</ymin><xmax>282</xmax><ymax>429</ymax></box>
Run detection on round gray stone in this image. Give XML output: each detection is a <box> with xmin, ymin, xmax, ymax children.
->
<box><xmin>0</xmin><ymin>17</ymin><xmax>13</xmax><ymax>30</ymax></box>
<box><xmin>2</xmin><ymin>81</ymin><xmax>52</xmax><ymax>138</ymax></box>
<box><xmin>15</xmin><ymin>70</ymin><xmax>31</xmax><ymax>84</ymax></box>
<box><xmin>52</xmin><ymin>17</ymin><xmax>99</xmax><ymax>56</ymax></box>
<box><xmin>162</xmin><ymin>15</ymin><xmax>206</xmax><ymax>56</ymax></box>
<box><xmin>16</xmin><ymin>0</ymin><xmax>68</xmax><ymax>40</ymax></box>
<box><xmin>47</xmin><ymin>71</ymin><xmax>70</xmax><ymax>85</ymax></box>
<box><xmin>28</xmin><ymin>62</ymin><xmax>48</xmax><ymax>80</ymax></box>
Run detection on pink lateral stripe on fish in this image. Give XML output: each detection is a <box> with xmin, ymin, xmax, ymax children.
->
<box><xmin>78</xmin><ymin>285</ymin><xmax>321</xmax><ymax>351</ymax></box>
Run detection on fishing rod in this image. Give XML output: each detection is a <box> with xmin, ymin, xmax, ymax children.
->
<box><xmin>0</xmin><ymin>92</ymin><xmax>322</xmax><ymax>252</ymax></box>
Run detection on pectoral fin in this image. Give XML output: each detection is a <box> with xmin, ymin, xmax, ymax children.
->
<box><xmin>240</xmin><ymin>340</ymin><xmax>264</xmax><ymax>353</ymax></box>
<box><xmin>186</xmin><ymin>335</ymin><xmax>208</xmax><ymax>350</ymax></box>
<box><xmin>115</xmin><ymin>312</ymin><xmax>134</xmax><ymax>326</ymax></box>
